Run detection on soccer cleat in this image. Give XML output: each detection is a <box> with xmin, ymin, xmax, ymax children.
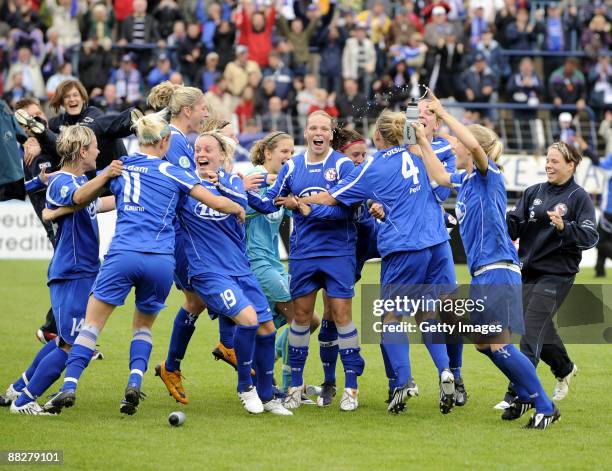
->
<box><xmin>552</xmin><ymin>364</ymin><xmax>577</xmax><ymax>401</ymax></box>
<box><xmin>238</xmin><ymin>386</ymin><xmax>264</xmax><ymax>414</ymax></box>
<box><xmin>0</xmin><ymin>384</ymin><xmax>20</xmax><ymax>407</ymax></box>
<box><xmin>454</xmin><ymin>378</ymin><xmax>468</xmax><ymax>407</ymax></box>
<box><xmin>10</xmin><ymin>400</ymin><xmax>55</xmax><ymax>416</ymax></box>
<box><xmin>120</xmin><ymin>386</ymin><xmax>146</xmax><ymax>415</ymax></box>
<box><xmin>263</xmin><ymin>398</ymin><xmax>293</xmax><ymax>416</ymax></box>
<box><xmin>15</xmin><ymin>109</ymin><xmax>46</xmax><ymax>135</ymax></box>
<box><xmin>43</xmin><ymin>390</ymin><xmax>76</xmax><ymax>414</ymax></box>
<box><xmin>155</xmin><ymin>362</ymin><xmax>188</xmax><ymax>404</ymax></box>
<box><xmin>212</xmin><ymin>342</ymin><xmax>238</xmax><ymax>370</ymax></box>
<box><xmin>387</xmin><ymin>379</ymin><xmax>418</xmax><ymax>414</ymax></box>
<box><xmin>339</xmin><ymin>388</ymin><xmax>359</xmax><ymax>411</ymax></box>
<box><xmin>501</xmin><ymin>399</ymin><xmax>533</xmax><ymax>421</ymax></box>
<box><xmin>305</xmin><ymin>384</ymin><xmax>322</xmax><ymax>396</ymax></box>
<box><xmin>283</xmin><ymin>385</ymin><xmax>304</xmax><ymax>410</ymax></box>
<box><xmin>439</xmin><ymin>369</ymin><xmax>455</xmax><ymax>414</ymax></box>
<box><xmin>316</xmin><ymin>381</ymin><xmax>336</xmax><ymax>407</ymax></box>
<box><xmin>524</xmin><ymin>405</ymin><xmax>561</xmax><ymax>430</ymax></box>
<box><xmin>92</xmin><ymin>350</ymin><xmax>104</xmax><ymax>361</ymax></box>
<box><xmin>35</xmin><ymin>328</ymin><xmax>57</xmax><ymax>345</ymax></box>
<box><xmin>300</xmin><ymin>394</ymin><xmax>316</xmax><ymax>405</ymax></box>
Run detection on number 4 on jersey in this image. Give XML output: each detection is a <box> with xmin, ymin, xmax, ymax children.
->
<box><xmin>401</xmin><ymin>152</ymin><xmax>420</xmax><ymax>185</ymax></box>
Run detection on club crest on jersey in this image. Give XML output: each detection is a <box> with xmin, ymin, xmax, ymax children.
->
<box><xmin>455</xmin><ymin>201</ymin><xmax>466</xmax><ymax>223</ymax></box>
<box><xmin>553</xmin><ymin>203</ymin><xmax>568</xmax><ymax>216</ymax></box>
<box><xmin>324</xmin><ymin>168</ymin><xmax>337</xmax><ymax>182</ymax></box>
<box><xmin>60</xmin><ymin>185</ymin><xmax>69</xmax><ymax>198</ymax></box>
<box><xmin>194</xmin><ymin>202</ymin><xmax>230</xmax><ymax>220</ymax></box>
<box><xmin>533</xmin><ymin>199</ymin><xmax>542</xmax><ymax>206</ymax></box>
<box><xmin>179</xmin><ymin>156</ymin><xmax>191</xmax><ymax>168</ymax></box>
<box><xmin>87</xmin><ymin>201</ymin><xmax>97</xmax><ymax>219</ymax></box>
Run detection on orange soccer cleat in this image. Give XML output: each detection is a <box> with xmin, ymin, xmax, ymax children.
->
<box><xmin>155</xmin><ymin>362</ymin><xmax>188</xmax><ymax>405</ymax></box>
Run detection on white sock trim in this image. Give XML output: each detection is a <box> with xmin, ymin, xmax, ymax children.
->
<box><xmin>64</xmin><ymin>377</ymin><xmax>79</xmax><ymax>385</ymax></box>
<box><xmin>130</xmin><ymin>369</ymin><xmax>144</xmax><ymax>377</ymax></box>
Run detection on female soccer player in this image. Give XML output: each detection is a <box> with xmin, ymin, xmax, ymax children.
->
<box><xmin>415</xmin><ymin>93</ymin><xmax>561</xmax><ymax>429</ymax></box>
<box><xmin>248</xmin><ymin>111</ymin><xmax>364</xmax><ymax>411</ymax></box>
<box><xmin>147</xmin><ymin>82</ymin><xmax>211</xmax><ymax>406</ymax></box>
<box><xmin>503</xmin><ymin>141</ymin><xmax>597</xmax><ymax>405</ymax></box>
<box><xmin>3</xmin><ymin>125</ymin><xmax>121</xmax><ymax>415</ymax></box>
<box><xmin>44</xmin><ymin>114</ymin><xmax>244</xmax><ymax>416</ymax></box>
<box><xmin>300</xmin><ymin>110</ymin><xmax>454</xmax><ymax>414</ymax></box>
<box><xmin>178</xmin><ymin>130</ymin><xmax>291</xmax><ymax>415</ymax></box>
<box><xmin>246</xmin><ymin>132</ymin><xmax>321</xmax><ymax>393</ymax></box>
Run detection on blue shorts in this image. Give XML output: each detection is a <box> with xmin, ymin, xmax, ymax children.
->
<box><xmin>50</xmin><ymin>277</ymin><xmax>96</xmax><ymax>344</ymax></box>
<box><xmin>381</xmin><ymin>242</ymin><xmax>457</xmax><ymax>308</ymax></box>
<box><xmin>191</xmin><ymin>272</ymin><xmax>273</xmax><ymax>323</ymax></box>
<box><xmin>252</xmin><ymin>265</ymin><xmax>291</xmax><ymax>329</ymax></box>
<box><xmin>289</xmin><ymin>255</ymin><xmax>356</xmax><ymax>299</ymax></box>
<box><xmin>92</xmin><ymin>251</ymin><xmax>175</xmax><ymax>315</ymax></box>
<box><xmin>173</xmin><ymin>233</ymin><xmax>193</xmax><ymax>292</ymax></box>
<box><xmin>470</xmin><ymin>268</ymin><xmax>525</xmax><ymax>335</ymax></box>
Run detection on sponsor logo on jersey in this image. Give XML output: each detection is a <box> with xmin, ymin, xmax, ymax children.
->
<box><xmin>60</xmin><ymin>185</ymin><xmax>69</xmax><ymax>198</ymax></box>
<box><xmin>194</xmin><ymin>202</ymin><xmax>230</xmax><ymax>220</ymax></box>
<box><xmin>179</xmin><ymin>156</ymin><xmax>191</xmax><ymax>168</ymax></box>
<box><xmin>553</xmin><ymin>203</ymin><xmax>568</xmax><ymax>216</ymax></box>
<box><xmin>324</xmin><ymin>168</ymin><xmax>337</xmax><ymax>182</ymax></box>
<box><xmin>298</xmin><ymin>187</ymin><xmax>326</xmax><ymax>198</ymax></box>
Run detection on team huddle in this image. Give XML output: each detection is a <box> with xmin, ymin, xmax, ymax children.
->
<box><xmin>2</xmin><ymin>79</ymin><xmax>596</xmax><ymax>430</ymax></box>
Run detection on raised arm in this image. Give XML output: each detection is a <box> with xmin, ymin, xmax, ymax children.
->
<box><xmin>71</xmin><ymin>160</ymin><xmax>123</xmax><ymax>205</ymax></box>
<box><xmin>413</xmin><ymin>123</ymin><xmax>451</xmax><ymax>188</ymax></box>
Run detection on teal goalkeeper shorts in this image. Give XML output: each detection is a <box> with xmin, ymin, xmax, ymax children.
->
<box><xmin>252</xmin><ymin>264</ymin><xmax>291</xmax><ymax>328</ymax></box>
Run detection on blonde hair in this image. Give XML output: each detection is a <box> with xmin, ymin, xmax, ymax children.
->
<box><xmin>250</xmin><ymin>132</ymin><xmax>293</xmax><ymax>165</ymax></box>
<box><xmin>200</xmin><ymin>118</ymin><xmax>230</xmax><ymax>133</ymax></box>
<box><xmin>147</xmin><ymin>81</ymin><xmax>205</xmax><ymax>116</ymax></box>
<box><xmin>56</xmin><ymin>125</ymin><xmax>96</xmax><ymax>167</ymax></box>
<box><xmin>306</xmin><ymin>110</ymin><xmax>335</xmax><ymax>128</ymax></box>
<box><xmin>133</xmin><ymin>113</ymin><xmax>171</xmax><ymax>145</ymax></box>
<box><xmin>467</xmin><ymin>124</ymin><xmax>504</xmax><ymax>170</ymax></box>
<box><xmin>375</xmin><ymin>110</ymin><xmax>406</xmax><ymax>146</ymax></box>
<box><xmin>197</xmin><ymin>131</ymin><xmax>236</xmax><ymax>166</ymax></box>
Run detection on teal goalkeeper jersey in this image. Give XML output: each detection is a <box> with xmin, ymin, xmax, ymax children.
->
<box><xmin>246</xmin><ymin>165</ymin><xmax>287</xmax><ymax>272</ymax></box>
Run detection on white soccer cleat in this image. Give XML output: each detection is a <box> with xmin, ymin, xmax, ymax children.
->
<box><xmin>283</xmin><ymin>385</ymin><xmax>304</xmax><ymax>410</ymax></box>
<box><xmin>238</xmin><ymin>386</ymin><xmax>264</xmax><ymax>414</ymax></box>
<box><xmin>552</xmin><ymin>364</ymin><xmax>578</xmax><ymax>401</ymax></box>
<box><xmin>305</xmin><ymin>384</ymin><xmax>322</xmax><ymax>396</ymax></box>
<box><xmin>494</xmin><ymin>400</ymin><xmax>511</xmax><ymax>410</ymax></box>
<box><xmin>263</xmin><ymin>398</ymin><xmax>293</xmax><ymax>416</ymax></box>
<box><xmin>0</xmin><ymin>384</ymin><xmax>21</xmax><ymax>406</ymax></box>
<box><xmin>10</xmin><ymin>400</ymin><xmax>55</xmax><ymax>416</ymax></box>
<box><xmin>339</xmin><ymin>388</ymin><xmax>359</xmax><ymax>412</ymax></box>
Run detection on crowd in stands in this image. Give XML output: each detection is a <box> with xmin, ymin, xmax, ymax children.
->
<box><xmin>0</xmin><ymin>0</ymin><xmax>610</xmax><ymax>146</ymax></box>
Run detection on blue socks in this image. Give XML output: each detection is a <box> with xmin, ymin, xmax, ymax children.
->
<box><xmin>337</xmin><ymin>321</ymin><xmax>364</xmax><ymax>390</ymax></box>
<box><xmin>381</xmin><ymin>323</ymin><xmax>412</xmax><ymax>388</ymax></box>
<box><xmin>288</xmin><ymin>321</ymin><xmax>310</xmax><ymax>388</ymax></box>
<box><xmin>274</xmin><ymin>328</ymin><xmax>291</xmax><ymax>392</ymax></box>
<box><xmin>446</xmin><ymin>337</ymin><xmax>463</xmax><ymax>380</ymax></box>
<box><xmin>218</xmin><ymin>314</ymin><xmax>236</xmax><ymax>349</ymax></box>
<box><xmin>128</xmin><ymin>328</ymin><xmax>153</xmax><ymax>389</ymax></box>
<box><xmin>13</xmin><ymin>340</ymin><xmax>57</xmax><ymax>391</ymax></box>
<box><xmin>380</xmin><ymin>343</ymin><xmax>397</xmax><ymax>393</ymax></box>
<box><xmin>234</xmin><ymin>324</ymin><xmax>258</xmax><ymax>392</ymax></box>
<box><xmin>478</xmin><ymin>346</ymin><xmax>530</xmax><ymax>401</ymax></box>
<box><xmin>62</xmin><ymin>324</ymin><xmax>99</xmax><ymax>392</ymax></box>
<box><xmin>166</xmin><ymin>307</ymin><xmax>198</xmax><ymax>372</ymax></box>
<box><xmin>421</xmin><ymin>319</ymin><xmax>450</xmax><ymax>375</ymax></box>
<box><xmin>255</xmin><ymin>332</ymin><xmax>276</xmax><ymax>402</ymax></box>
<box><xmin>318</xmin><ymin>320</ymin><xmax>338</xmax><ymax>384</ymax></box>
<box><xmin>14</xmin><ymin>346</ymin><xmax>68</xmax><ymax>407</ymax></box>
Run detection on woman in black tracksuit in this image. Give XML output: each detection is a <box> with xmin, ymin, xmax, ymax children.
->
<box><xmin>505</xmin><ymin>141</ymin><xmax>598</xmax><ymax>404</ymax></box>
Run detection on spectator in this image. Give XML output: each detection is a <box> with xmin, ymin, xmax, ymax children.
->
<box><xmin>254</xmin><ymin>76</ymin><xmax>279</xmax><ymax>116</ymax></box>
<box><xmin>91</xmin><ymin>84</ymin><xmax>124</xmax><ymax>114</ymax></box>
<box><xmin>277</xmin><ymin>8</ymin><xmax>321</xmax><ymax>77</ymax></box>
<box><xmin>147</xmin><ymin>53</ymin><xmax>175</xmax><ymax>88</ymax></box>
<box><xmin>307</xmin><ymin>88</ymin><xmax>339</xmax><ymax>117</ymax></box>
<box><xmin>505</xmin><ymin>8</ymin><xmax>542</xmax><ymax>59</ymax></box>
<box><xmin>548</xmin><ymin>58</ymin><xmax>587</xmax><ymax>112</ymax></box>
<box><xmin>167</xmin><ymin>20</ymin><xmax>186</xmax><ymax>49</ymax></box>
<box><xmin>223</xmin><ymin>45</ymin><xmax>262</xmax><ymax>97</ymax></box>
<box><xmin>114</xmin><ymin>0</ymin><xmax>134</xmax><ymax>26</ymax></box>
<box><xmin>342</xmin><ymin>22</ymin><xmax>377</xmax><ymax>97</ymax></box>
<box><xmin>238</xmin><ymin>2</ymin><xmax>276</xmax><ymax>68</ymax></box>
<box><xmin>494</xmin><ymin>0</ymin><xmax>517</xmax><ymax>48</ymax></box>
<box><xmin>177</xmin><ymin>22</ymin><xmax>206</xmax><ymax>85</ymax></box>
<box><xmin>6</xmin><ymin>46</ymin><xmax>45</xmax><ymax>99</ymax></box>
<box><xmin>600</xmin><ymin>110</ymin><xmax>612</xmax><ymax>156</ymax></box>
<box><xmin>336</xmin><ymin>78</ymin><xmax>370</xmax><ymax>127</ymax></box>
<box><xmin>423</xmin><ymin>6</ymin><xmax>462</xmax><ymax>49</ymax></box>
<box><xmin>6</xmin><ymin>0</ymin><xmax>45</xmax><ymax>60</ymax></box>
<box><xmin>214</xmin><ymin>20</ymin><xmax>236</xmax><ymax>71</ymax></box>
<box><xmin>293</xmin><ymin>0</ymin><xmax>337</xmax><ymax>78</ymax></box>
<box><xmin>204</xmin><ymin>77</ymin><xmax>235</xmax><ymax>121</ymax></box>
<box><xmin>389</xmin><ymin>60</ymin><xmax>410</xmax><ymax>88</ymax></box>
<box><xmin>357</xmin><ymin>1</ymin><xmax>392</xmax><ymax>75</ymax></box>
<box><xmin>260</xmin><ymin>96</ymin><xmax>292</xmax><ymax>133</ymax></box>
<box><xmin>235</xmin><ymin>86</ymin><xmax>255</xmax><ymax>131</ymax></box>
<box><xmin>468</xmin><ymin>6</ymin><xmax>488</xmax><ymax>47</ymax></box>
<box><xmin>581</xmin><ymin>14</ymin><xmax>612</xmax><ymax>58</ymax></box>
<box><xmin>83</xmin><ymin>3</ymin><xmax>114</xmax><ymax>43</ymax></box>
<box><xmin>421</xmin><ymin>1</ymin><xmax>451</xmax><ymax>23</ymax></box>
<box><xmin>423</xmin><ymin>31</ymin><xmax>463</xmax><ymax>99</ymax></box>
<box><xmin>202</xmin><ymin>52</ymin><xmax>221</xmax><ymax>92</ymax></box>
<box><xmin>390</xmin><ymin>31</ymin><xmax>427</xmax><ymax>71</ymax></box>
<box><xmin>40</xmin><ymin>28</ymin><xmax>66</xmax><ymax>82</ymax></box>
<box><xmin>460</xmin><ymin>52</ymin><xmax>497</xmax><ymax>115</ymax></box>
<box><xmin>296</xmin><ymin>73</ymin><xmax>319</xmax><ymax>119</ymax></box>
<box><xmin>153</xmin><ymin>0</ymin><xmax>184</xmax><ymax>39</ymax></box>
<box><xmin>263</xmin><ymin>52</ymin><xmax>293</xmax><ymax>102</ymax></box>
<box><xmin>556</xmin><ymin>112</ymin><xmax>578</xmax><ymax>147</ymax></box>
<box><xmin>470</xmin><ymin>29</ymin><xmax>508</xmax><ymax>83</ymax></box>
<box><xmin>506</xmin><ymin>57</ymin><xmax>545</xmax><ymax>120</ymax></box>
<box><xmin>109</xmin><ymin>54</ymin><xmax>144</xmax><ymax>108</ymax></box>
<box><xmin>46</xmin><ymin>62</ymin><xmax>76</xmax><ymax>99</ymax></box>
<box><xmin>169</xmin><ymin>71</ymin><xmax>183</xmax><ymax>85</ymax></box>
<box><xmin>318</xmin><ymin>23</ymin><xmax>347</xmax><ymax>95</ymax></box>
<box><xmin>197</xmin><ymin>1</ymin><xmax>225</xmax><ymax>51</ymax></box>
<box><xmin>390</xmin><ymin>0</ymin><xmax>424</xmax><ymax>46</ymax></box>
<box><xmin>587</xmin><ymin>55</ymin><xmax>611</xmax><ymax>118</ymax></box>
<box><xmin>78</xmin><ymin>38</ymin><xmax>113</xmax><ymax>95</ymax></box>
<box><xmin>118</xmin><ymin>0</ymin><xmax>162</xmax><ymax>68</ymax></box>
<box><xmin>3</xmin><ymin>71</ymin><xmax>33</xmax><ymax>108</ymax></box>
<box><xmin>43</xmin><ymin>0</ymin><xmax>82</xmax><ymax>49</ymax></box>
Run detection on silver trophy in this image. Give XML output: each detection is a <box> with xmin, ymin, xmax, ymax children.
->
<box><xmin>403</xmin><ymin>84</ymin><xmax>429</xmax><ymax>146</ymax></box>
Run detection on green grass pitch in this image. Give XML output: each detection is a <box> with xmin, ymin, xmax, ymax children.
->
<box><xmin>1</xmin><ymin>260</ymin><xmax>610</xmax><ymax>470</ymax></box>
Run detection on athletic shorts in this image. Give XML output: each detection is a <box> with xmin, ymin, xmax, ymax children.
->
<box><xmin>470</xmin><ymin>268</ymin><xmax>525</xmax><ymax>335</ymax></box>
<box><xmin>191</xmin><ymin>272</ymin><xmax>273</xmax><ymax>323</ymax></box>
<box><xmin>92</xmin><ymin>251</ymin><xmax>175</xmax><ymax>315</ymax></box>
<box><xmin>289</xmin><ymin>255</ymin><xmax>356</xmax><ymax>299</ymax></box>
<box><xmin>252</xmin><ymin>264</ymin><xmax>291</xmax><ymax>329</ymax></box>
<box><xmin>173</xmin><ymin>232</ymin><xmax>193</xmax><ymax>292</ymax></box>
<box><xmin>49</xmin><ymin>276</ymin><xmax>96</xmax><ymax>344</ymax></box>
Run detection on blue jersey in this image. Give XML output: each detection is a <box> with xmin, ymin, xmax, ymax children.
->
<box><xmin>450</xmin><ymin>161</ymin><xmax>519</xmax><ymax>274</ymax></box>
<box><xmin>180</xmin><ymin>172</ymin><xmax>250</xmax><ymax>277</ymax></box>
<box><xmin>108</xmin><ymin>153</ymin><xmax>199</xmax><ymax>255</ymax></box>
<box><xmin>330</xmin><ymin>145</ymin><xmax>449</xmax><ymax>258</ymax></box>
<box><xmin>166</xmin><ymin>125</ymin><xmax>195</xmax><ymax>172</ymax></box>
<box><xmin>430</xmin><ymin>136</ymin><xmax>456</xmax><ymax>203</ymax></box>
<box><xmin>46</xmin><ymin>172</ymin><xmax>100</xmax><ymax>282</ymax></box>
<box><xmin>247</xmin><ymin>149</ymin><xmax>356</xmax><ymax>260</ymax></box>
